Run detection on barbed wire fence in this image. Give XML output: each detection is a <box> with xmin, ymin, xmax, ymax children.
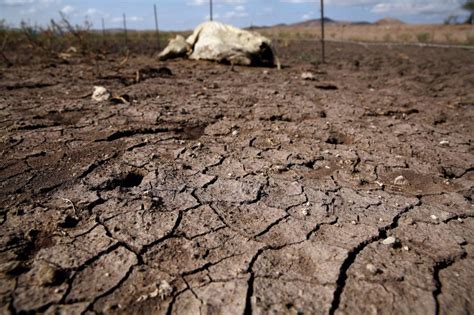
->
<box><xmin>1</xmin><ymin>0</ymin><xmax>474</xmax><ymax>67</ymax></box>
<box><xmin>95</xmin><ymin>0</ymin><xmax>328</xmax><ymax>62</ymax></box>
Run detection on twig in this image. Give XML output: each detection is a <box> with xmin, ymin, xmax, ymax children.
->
<box><xmin>60</xmin><ymin>197</ymin><xmax>77</xmax><ymax>216</ymax></box>
<box><xmin>118</xmin><ymin>49</ymin><xmax>130</xmax><ymax>69</ymax></box>
<box><xmin>0</xmin><ymin>33</ymin><xmax>12</xmax><ymax>66</ymax></box>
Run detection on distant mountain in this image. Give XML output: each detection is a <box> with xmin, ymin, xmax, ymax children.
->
<box><xmin>374</xmin><ymin>18</ymin><xmax>405</xmax><ymax>25</ymax></box>
<box><xmin>290</xmin><ymin>17</ymin><xmax>338</xmax><ymax>27</ymax></box>
<box><xmin>277</xmin><ymin>18</ymin><xmax>374</xmax><ymax>28</ymax></box>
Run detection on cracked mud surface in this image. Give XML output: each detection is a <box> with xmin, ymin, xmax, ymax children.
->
<box><xmin>1</xmin><ymin>41</ymin><xmax>473</xmax><ymax>314</ymax></box>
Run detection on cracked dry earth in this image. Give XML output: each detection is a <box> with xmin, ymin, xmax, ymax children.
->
<box><xmin>1</xmin><ymin>41</ymin><xmax>473</xmax><ymax>315</ymax></box>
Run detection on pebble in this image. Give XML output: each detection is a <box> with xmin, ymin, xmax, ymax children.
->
<box><xmin>92</xmin><ymin>86</ymin><xmax>111</xmax><ymax>102</ymax></box>
<box><xmin>149</xmin><ymin>288</ymin><xmax>159</xmax><ymax>298</ymax></box>
<box><xmin>403</xmin><ymin>246</ymin><xmax>410</xmax><ymax>251</ymax></box>
<box><xmin>382</xmin><ymin>236</ymin><xmax>397</xmax><ymax>245</ymax></box>
<box><xmin>430</xmin><ymin>214</ymin><xmax>438</xmax><ymax>221</ymax></box>
<box><xmin>36</xmin><ymin>264</ymin><xmax>62</xmax><ymax>286</ymax></box>
<box><xmin>158</xmin><ymin>280</ymin><xmax>173</xmax><ymax>299</ymax></box>
<box><xmin>454</xmin><ymin>235</ymin><xmax>467</xmax><ymax>245</ymax></box>
<box><xmin>393</xmin><ymin>175</ymin><xmax>409</xmax><ymax>186</ymax></box>
<box><xmin>232</xmin><ymin>130</ymin><xmax>239</xmax><ymax>136</ymax></box>
<box><xmin>439</xmin><ymin>140</ymin><xmax>450</xmax><ymax>146</ymax></box>
<box><xmin>404</xmin><ymin>217</ymin><xmax>415</xmax><ymax>225</ymax></box>
<box><xmin>274</xmin><ymin>165</ymin><xmax>288</xmax><ymax>173</ymax></box>
<box><xmin>366</xmin><ymin>263</ymin><xmax>380</xmax><ymax>274</ymax></box>
<box><xmin>302</xmin><ymin>208</ymin><xmax>310</xmax><ymax>216</ymax></box>
<box><xmin>301</xmin><ymin>72</ymin><xmax>316</xmax><ymax>81</ymax></box>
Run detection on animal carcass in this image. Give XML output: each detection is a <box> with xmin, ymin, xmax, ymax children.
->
<box><xmin>159</xmin><ymin>21</ymin><xmax>276</xmax><ymax>67</ymax></box>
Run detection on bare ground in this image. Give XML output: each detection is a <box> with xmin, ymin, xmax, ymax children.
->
<box><xmin>0</xmin><ymin>41</ymin><xmax>473</xmax><ymax>314</ymax></box>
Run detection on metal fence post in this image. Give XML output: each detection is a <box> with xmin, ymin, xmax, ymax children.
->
<box><xmin>101</xmin><ymin>17</ymin><xmax>106</xmax><ymax>48</ymax></box>
<box><xmin>320</xmin><ymin>0</ymin><xmax>325</xmax><ymax>63</ymax></box>
<box><xmin>123</xmin><ymin>13</ymin><xmax>128</xmax><ymax>48</ymax></box>
<box><xmin>154</xmin><ymin>4</ymin><xmax>160</xmax><ymax>49</ymax></box>
<box><xmin>210</xmin><ymin>0</ymin><xmax>213</xmax><ymax>21</ymax></box>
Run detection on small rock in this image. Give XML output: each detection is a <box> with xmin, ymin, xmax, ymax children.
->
<box><xmin>351</xmin><ymin>220</ymin><xmax>357</xmax><ymax>225</ymax></box>
<box><xmin>149</xmin><ymin>288</ymin><xmax>159</xmax><ymax>298</ymax></box>
<box><xmin>301</xmin><ymin>72</ymin><xmax>316</xmax><ymax>81</ymax></box>
<box><xmin>454</xmin><ymin>235</ymin><xmax>467</xmax><ymax>245</ymax></box>
<box><xmin>302</xmin><ymin>208</ymin><xmax>310</xmax><ymax>216</ymax></box>
<box><xmin>439</xmin><ymin>140</ymin><xmax>449</xmax><ymax>146</ymax></box>
<box><xmin>274</xmin><ymin>165</ymin><xmax>288</xmax><ymax>173</ymax></box>
<box><xmin>66</xmin><ymin>46</ymin><xmax>77</xmax><ymax>53</ymax></box>
<box><xmin>403</xmin><ymin>246</ymin><xmax>410</xmax><ymax>251</ymax></box>
<box><xmin>430</xmin><ymin>214</ymin><xmax>438</xmax><ymax>221</ymax></box>
<box><xmin>158</xmin><ymin>280</ymin><xmax>173</xmax><ymax>299</ymax></box>
<box><xmin>92</xmin><ymin>86</ymin><xmax>111</xmax><ymax>102</ymax></box>
<box><xmin>393</xmin><ymin>175</ymin><xmax>409</xmax><ymax>186</ymax></box>
<box><xmin>403</xmin><ymin>217</ymin><xmax>415</xmax><ymax>225</ymax></box>
<box><xmin>366</xmin><ymin>263</ymin><xmax>380</xmax><ymax>274</ymax></box>
<box><xmin>36</xmin><ymin>264</ymin><xmax>64</xmax><ymax>286</ymax></box>
<box><xmin>232</xmin><ymin>129</ymin><xmax>239</xmax><ymax>136</ymax></box>
<box><xmin>382</xmin><ymin>236</ymin><xmax>397</xmax><ymax>245</ymax></box>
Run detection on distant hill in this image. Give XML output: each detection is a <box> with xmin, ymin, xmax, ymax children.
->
<box><xmin>290</xmin><ymin>17</ymin><xmax>338</xmax><ymax>27</ymax></box>
<box><xmin>277</xmin><ymin>18</ymin><xmax>373</xmax><ymax>28</ymax></box>
<box><xmin>375</xmin><ymin>18</ymin><xmax>405</xmax><ymax>25</ymax></box>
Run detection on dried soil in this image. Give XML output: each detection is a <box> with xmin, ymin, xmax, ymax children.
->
<box><xmin>0</xmin><ymin>41</ymin><xmax>473</xmax><ymax>314</ymax></box>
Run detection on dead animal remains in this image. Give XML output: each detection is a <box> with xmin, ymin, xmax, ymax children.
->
<box><xmin>159</xmin><ymin>21</ymin><xmax>278</xmax><ymax>67</ymax></box>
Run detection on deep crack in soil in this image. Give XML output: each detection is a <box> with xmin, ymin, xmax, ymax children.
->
<box><xmin>0</xmin><ymin>41</ymin><xmax>473</xmax><ymax>314</ymax></box>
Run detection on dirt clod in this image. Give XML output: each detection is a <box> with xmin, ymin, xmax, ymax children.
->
<box><xmin>92</xmin><ymin>86</ymin><xmax>111</xmax><ymax>102</ymax></box>
<box><xmin>35</xmin><ymin>264</ymin><xmax>65</xmax><ymax>286</ymax></box>
<box><xmin>393</xmin><ymin>175</ymin><xmax>409</xmax><ymax>186</ymax></box>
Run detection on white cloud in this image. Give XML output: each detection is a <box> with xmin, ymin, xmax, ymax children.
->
<box><xmin>2</xmin><ymin>0</ymin><xmax>59</xmax><ymax>5</ymax></box>
<box><xmin>60</xmin><ymin>4</ymin><xmax>74</xmax><ymax>14</ymax></box>
<box><xmin>85</xmin><ymin>8</ymin><xmax>98</xmax><ymax>16</ymax></box>
<box><xmin>205</xmin><ymin>13</ymin><xmax>220</xmax><ymax>20</ymax></box>
<box><xmin>110</xmin><ymin>15</ymin><xmax>144</xmax><ymax>24</ymax></box>
<box><xmin>282</xmin><ymin>0</ymin><xmax>465</xmax><ymax>17</ymax></box>
<box><xmin>20</xmin><ymin>5</ymin><xmax>37</xmax><ymax>15</ymax></box>
<box><xmin>128</xmin><ymin>16</ymin><xmax>144</xmax><ymax>22</ymax></box>
<box><xmin>224</xmin><ymin>10</ymin><xmax>248</xmax><ymax>18</ymax></box>
<box><xmin>325</xmin><ymin>0</ymin><xmax>380</xmax><ymax>4</ymax></box>
<box><xmin>371</xmin><ymin>0</ymin><xmax>464</xmax><ymax>16</ymax></box>
<box><xmin>281</xmin><ymin>0</ymin><xmax>379</xmax><ymax>4</ymax></box>
<box><xmin>302</xmin><ymin>11</ymin><xmax>315</xmax><ymax>20</ymax></box>
<box><xmin>190</xmin><ymin>0</ymin><xmax>246</xmax><ymax>6</ymax></box>
<box><xmin>221</xmin><ymin>4</ymin><xmax>249</xmax><ymax>18</ymax></box>
<box><xmin>3</xmin><ymin>0</ymin><xmax>35</xmax><ymax>5</ymax></box>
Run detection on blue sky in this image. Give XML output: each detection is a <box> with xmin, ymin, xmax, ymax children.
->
<box><xmin>0</xmin><ymin>0</ymin><xmax>469</xmax><ymax>30</ymax></box>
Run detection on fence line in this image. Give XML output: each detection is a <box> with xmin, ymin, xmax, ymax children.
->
<box><xmin>269</xmin><ymin>36</ymin><xmax>474</xmax><ymax>50</ymax></box>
